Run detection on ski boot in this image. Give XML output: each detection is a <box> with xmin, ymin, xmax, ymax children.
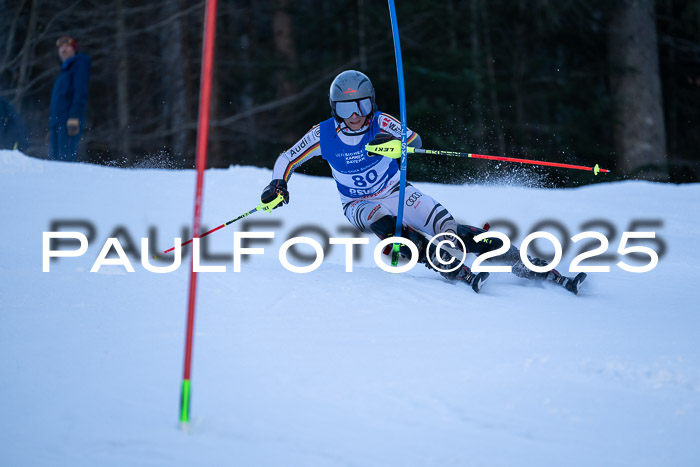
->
<box><xmin>371</xmin><ymin>216</ymin><xmax>489</xmax><ymax>293</ymax></box>
<box><xmin>548</xmin><ymin>270</ymin><xmax>587</xmax><ymax>295</ymax></box>
<box><xmin>454</xmin><ymin>265</ymin><xmax>490</xmax><ymax>293</ymax></box>
<box><xmin>427</xmin><ymin>241</ymin><xmax>490</xmax><ymax>293</ymax></box>
<box><xmin>511</xmin><ymin>255</ymin><xmax>587</xmax><ymax>295</ymax></box>
<box><xmin>523</xmin><ymin>258</ymin><xmax>587</xmax><ymax>295</ymax></box>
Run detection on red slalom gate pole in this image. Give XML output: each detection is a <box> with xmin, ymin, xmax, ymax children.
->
<box><xmin>180</xmin><ymin>0</ymin><xmax>218</xmax><ymax>428</ymax></box>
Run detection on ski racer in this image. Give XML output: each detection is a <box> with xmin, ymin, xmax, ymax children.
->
<box><xmin>261</xmin><ymin>70</ymin><xmax>585</xmax><ymax>294</ymax></box>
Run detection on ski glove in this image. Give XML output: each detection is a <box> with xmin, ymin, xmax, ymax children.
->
<box><xmin>67</xmin><ymin>118</ymin><xmax>80</xmax><ymax>136</ymax></box>
<box><xmin>367</xmin><ymin>132</ymin><xmax>396</xmax><ymax>157</ymax></box>
<box><xmin>261</xmin><ymin>179</ymin><xmax>289</xmax><ymax>206</ymax></box>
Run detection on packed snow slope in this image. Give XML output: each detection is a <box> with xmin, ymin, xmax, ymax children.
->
<box><xmin>1</xmin><ymin>150</ymin><xmax>699</xmax><ymax>467</ymax></box>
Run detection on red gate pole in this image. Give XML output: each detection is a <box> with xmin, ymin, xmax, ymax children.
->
<box><xmin>180</xmin><ymin>0</ymin><xmax>218</xmax><ymax>427</ymax></box>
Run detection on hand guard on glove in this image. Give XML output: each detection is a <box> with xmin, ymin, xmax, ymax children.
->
<box><xmin>367</xmin><ymin>132</ymin><xmax>396</xmax><ymax>157</ymax></box>
<box><xmin>260</xmin><ymin>179</ymin><xmax>289</xmax><ymax>206</ymax></box>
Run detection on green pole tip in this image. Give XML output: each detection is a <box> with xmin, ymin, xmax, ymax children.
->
<box><xmin>594</xmin><ymin>164</ymin><xmax>599</xmax><ymax>175</ymax></box>
<box><xmin>390</xmin><ymin>243</ymin><xmax>401</xmax><ymax>266</ymax></box>
<box><xmin>179</xmin><ymin>379</ymin><xmax>191</xmax><ymax>424</ymax></box>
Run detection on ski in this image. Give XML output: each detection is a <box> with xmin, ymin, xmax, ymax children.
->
<box><xmin>456</xmin><ymin>269</ymin><xmax>490</xmax><ymax>293</ymax></box>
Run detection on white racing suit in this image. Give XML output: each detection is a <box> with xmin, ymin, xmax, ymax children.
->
<box><xmin>271</xmin><ymin>111</ymin><xmax>458</xmax><ymax>238</ymax></box>
<box><xmin>270</xmin><ymin>111</ymin><xmax>579</xmax><ymax>289</ymax></box>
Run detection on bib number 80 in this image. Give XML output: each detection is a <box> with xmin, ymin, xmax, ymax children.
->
<box><xmin>352</xmin><ymin>169</ymin><xmax>378</xmax><ymax>188</ymax></box>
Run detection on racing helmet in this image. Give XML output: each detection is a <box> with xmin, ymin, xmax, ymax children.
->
<box><xmin>328</xmin><ymin>70</ymin><xmax>376</xmax><ymax>121</ymax></box>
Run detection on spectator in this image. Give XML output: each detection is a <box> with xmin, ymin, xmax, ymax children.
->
<box><xmin>0</xmin><ymin>96</ymin><xmax>29</xmax><ymax>151</ymax></box>
<box><xmin>49</xmin><ymin>36</ymin><xmax>91</xmax><ymax>162</ymax></box>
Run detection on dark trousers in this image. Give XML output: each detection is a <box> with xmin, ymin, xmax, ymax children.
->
<box><xmin>48</xmin><ymin>124</ymin><xmax>80</xmax><ymax>162</ymax></box>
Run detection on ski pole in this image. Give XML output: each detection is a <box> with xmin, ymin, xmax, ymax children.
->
<box><xmin>159</xmin><ymin>193</ymin><xmax>285</xmax><ymax>256</ymax></box>
<box><xmin>366</xmin><ymin>139</ymin><xmax>611</xmax><ymax>175</ymax></box>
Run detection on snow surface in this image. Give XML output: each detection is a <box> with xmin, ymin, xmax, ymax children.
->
<box><xmin>1</xmin><ymin>149</ymin><xmax>699</xmax><ymax>466</ymax></box>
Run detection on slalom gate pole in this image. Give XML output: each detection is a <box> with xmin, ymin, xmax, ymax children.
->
<box><xmin>365</xmin><ymin>140</ymin><xmax>611</xmax><ymax>175</ymax></box>
<box><xmin>159</xmin><ymin>194</ymin><xmax>285</xmax><ymax>256</ymax></box>
<box><xmin>180</xmin><ymin>0</ymin><xmax>218</xmax><ymax>428</ymax></box>
<box><xmin>387</xmin><ymin>0</ymin><xmax>409</xmax><ymax>266</ymax></box>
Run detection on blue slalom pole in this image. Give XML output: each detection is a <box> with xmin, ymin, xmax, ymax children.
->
<box><xmin>387</xmin><ymin>0</ymin><xmax>408</xmax><ymax>266</ymax></box>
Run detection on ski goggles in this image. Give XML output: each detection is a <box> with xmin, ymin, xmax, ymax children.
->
<box><xmin>334</xmin><ymin>98</ymin><xmax>373</xmax><ymax>119</ymax></box>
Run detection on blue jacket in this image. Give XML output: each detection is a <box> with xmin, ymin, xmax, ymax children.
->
<box><xmin>49</xmin><ymin>52</ymin><xmax>91</xmax><ymax>127</ymax></box>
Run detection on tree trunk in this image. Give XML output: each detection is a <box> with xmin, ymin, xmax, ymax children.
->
<box><xmin>115</xmin><ymin>0</ymin><xmax>131</xmax><ymax>162</ymax></box>
<box><xmin>162</xmin><ymin>0</ymin><xmax>189</xmax><ymax>164</ymax></box>
<box><xmin>479</xmin><ymin>0</ymin><xmax>506</xmax><ymax>156</ymax></box>
<box><xmin>608</xmin><ymin>0</ymin><xmax>668</xmax><ymax>179</ymax></box>
<box><xmin>662</xmin><ymin>0</ymin><xmax>677</xmax><ymax>159</ymax></box>
<box><xmin>208</xmin><ymin>60</ymin><xmax>224</xmax><ymax>167</ymax></box>
<box><xmin>358</xmin><ymin>0</ymin><xmax>368</xmax><ymax>70</ymax></box>
<box><xmin>511</xmin><ymin>0</ymin><xmax>527</xmax><ymax>149</ymax></box>
<box><xmin>447</xmin><ymin>0</ymin><xmax>458</xmax><ymax>51</ymax></box>
<box><xmin>14</xmin><ymin>0</ymin><xmax>39</xmax><ymax>114</ymax></box>
<box><xmin>272</xmin><ymin>0</ymin><xmax>298</xmax><ymax>143</ymax></box>
<box><xmin>470</xmin><ymin>0</ymin><xmax>484</xmax><ymax>146</ymax></box>
<box><xmin>273</xmin><ymin>0</ymin><xmax>297</xmax><ymax>97</ymax></box>
<box><xmin>1</xmin><ymin>0</ymin><xmax>28</xmax><ymax>95</ymax></box>
<box><xmin>241</xmin><ymin>1</ymin><xmax>257</xmax><ymax>158</ymax></box>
